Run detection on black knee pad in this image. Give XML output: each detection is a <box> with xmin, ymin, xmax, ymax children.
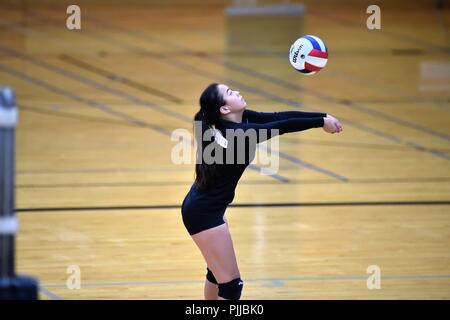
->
<box><xmin>218</xmin><ymin>278</ymin><xmax>243</xmax><ymax>300</ymax></box>
<box><xmin>206</xmin><ymin>267</ymin><xmax>218</xmax><ymax>284</ymax></box>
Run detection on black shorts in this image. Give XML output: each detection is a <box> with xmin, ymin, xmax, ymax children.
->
<box><xmin>181</xmin><ymin>188</ymin><xmax>227</xmax><ymax>236</ymax></box>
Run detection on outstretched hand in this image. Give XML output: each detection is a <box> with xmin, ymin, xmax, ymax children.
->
<box><xmin>323</xmin><ymin>114</ymin><xmax>343</xmax><ymax>134</ymax></box>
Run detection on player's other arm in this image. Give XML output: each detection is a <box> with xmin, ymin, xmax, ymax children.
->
<box><xmin>244</xmin><ymin>109</ymin><xmax>328</xmax><ymax>123</ymax></box>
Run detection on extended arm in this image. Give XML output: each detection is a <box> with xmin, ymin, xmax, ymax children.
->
<box><xmin>244</xmin><ymin>109</ymin><xmax>327</xmax><ymax>124</ymax></box>
<box><xmin>234</xmin><ymin>117</ymin><xmax>325</xmax><ymax>143</ymax></box>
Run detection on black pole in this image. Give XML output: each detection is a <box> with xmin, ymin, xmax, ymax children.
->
<box><xmin>0</xmin><ymin>87</ymin><xmax>17</xmax><ymax>278</ymax></box>
<box><xmin>0</xmin><ymin>86</ymin><xmax>38</xmax><ymax>300</ymax></box>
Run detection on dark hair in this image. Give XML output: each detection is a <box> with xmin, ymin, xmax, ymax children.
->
<box><xmin>194</xmin><ymin>83</ymin><xmax>226</xmax><ymax>190</ymax></box>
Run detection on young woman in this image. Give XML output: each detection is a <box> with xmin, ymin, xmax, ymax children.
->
<box><xmin>181</xmin><ymin>83</ymin><xmax>343</xmax><ymax>300</ymax></box>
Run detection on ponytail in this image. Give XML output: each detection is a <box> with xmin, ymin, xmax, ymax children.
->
<box><xmin>194</xmin><ymin>83</ymin><xmax>225</xmax><ymax>190</ymax></box>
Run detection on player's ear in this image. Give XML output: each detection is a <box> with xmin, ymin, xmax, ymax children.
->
<box><xmin>219</xmin><ymin>105</ymin><xmax>230</xmax><ymax>115</ymax></box>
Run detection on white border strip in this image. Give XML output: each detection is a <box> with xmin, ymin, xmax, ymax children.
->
<box><xmin>0</xmin><ymin>107</ymin><xmax>18</xmax><ymax>128</ymax></box>
<box><xmin>0</xmin><ymin>216</ymin><xmax>18</xmax><ymax>234</ymax></box>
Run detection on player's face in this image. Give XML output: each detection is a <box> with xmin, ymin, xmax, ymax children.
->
<box><xmin>218</xmin><ymin>84</ymin><xmax>247</xmax><ymax>112</ymax></box>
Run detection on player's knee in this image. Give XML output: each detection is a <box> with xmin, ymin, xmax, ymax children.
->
<box><xmin>218</xmin><ymin>278</ymin><xmax>243</xmax><ymax>300</ymax></box>
<box><xmin>206</xmin><ymin>267</ymin><xmax>218</xmax><ymax>285</ymax></box>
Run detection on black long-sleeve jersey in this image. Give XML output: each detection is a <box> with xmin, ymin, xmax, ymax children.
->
<box><xmin>181</xmin><ymin>108</ymin><xmax>326</xmax><ymax>235</ymax></box>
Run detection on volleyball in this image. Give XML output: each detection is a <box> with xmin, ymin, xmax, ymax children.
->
<box><xmin>289</xmin><ymin>35</ymin><xmax>328</xmax><ymax>75</ymax></box>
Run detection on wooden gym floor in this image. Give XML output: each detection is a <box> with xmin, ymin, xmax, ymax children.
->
<box><xmin>0</xmin><ymin>0</ymin><xmax>449</xmax><ymax>299</ymax></box>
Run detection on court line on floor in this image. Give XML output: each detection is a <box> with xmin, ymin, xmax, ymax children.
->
<box><xmin>59</xmin><ymin>54</ymin><xmax>183</xmax><ymax>104</ymax></box>
<box><xmin>17</xmin><ymin>168</ymin><xmax>191</xmax><ymax>175</ymax></box>
<box><xmin>0</xmin><ymin>64</ymin><xmax>170</xmax><ymax>134</ymax></box>
<box><xmin>15</xmin><ymin>177</ymin><xmax>450</xmax><ymax>188</ymax></box>
<box><xmin>16</xmin><ymin>200</ymin><xmax>450</xmax><ymax>213</ymax></box>
<box><xmin>282</xmin><ymin>137</ymin><xmax>450</xmax><ymax>152</ymax></box>
<box><xmin>41</xmin><ymin>273</ymin><xmax>450</xmax><ymax>290</ymax></box>
<box><xmin>329</xmin><ymin>98</ymin><xmax>450</xmax><ymax>104</ymax></box>
<box><xmin>39</xmin><ymin>286</ymin><xmax>62</xmax><ymax>300</ymax></box>
<box><xmin>20</xmin><ymin>105</ymin><xmax>141</xmax><ymax>128</ymax></box>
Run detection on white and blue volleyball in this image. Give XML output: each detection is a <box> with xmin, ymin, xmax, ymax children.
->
<box><xmin>289</xmin><ymin>35</ymin><xmax>328</xmax><ymax>75</ymax></box>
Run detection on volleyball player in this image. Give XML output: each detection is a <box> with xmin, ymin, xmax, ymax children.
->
<box><xmin>181</xmin><ymin>83</ymin><xmax>343</xmax><ymax>300</ymax></box>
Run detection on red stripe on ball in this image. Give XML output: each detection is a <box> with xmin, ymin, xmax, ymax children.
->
<box><xmin>308</xmin><ymin>49</ymin><xmax>328</xmax><ymax>59</ymax></box>
<box><xmin>304</xmin><ymin>62</ymin><xmax>322</xmax><ymax>71</ymax></box>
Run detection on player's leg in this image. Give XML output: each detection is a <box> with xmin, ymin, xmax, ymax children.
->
<box><xmin>192</xmin><ymin>223</ymin><xmax>243</xmax><ymax>300</ymax></box>
<box><xmin>203</xmin><ymin>217</ymin><xmax>230</xmax><ymax>299</ymax></box>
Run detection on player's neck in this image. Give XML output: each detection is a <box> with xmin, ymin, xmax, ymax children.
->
<box><xmin>222</xmin><ymin>110</ymin><xmax>243</xmax><ymax>124</ymax></box>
